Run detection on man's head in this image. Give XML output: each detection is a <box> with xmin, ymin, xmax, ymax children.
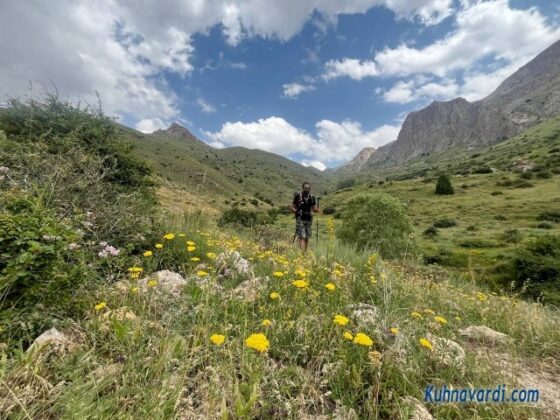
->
<box><xmin>302</xmin><ymin>182</ymin><xmax>311</xmax><ymax>193</ymax></box>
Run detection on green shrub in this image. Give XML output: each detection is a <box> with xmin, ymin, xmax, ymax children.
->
<box><xmin>502</xmin><ymin>229</ymin><xmax>522</xmax><ymax>243</ymax></box>
<box><xmin>472</xmin><ymin>166</ymin><xmax>493</xmax><ymax>174</ymax></box>
<box><xmin>218</xmin><ymin>207</ymin><xmax>276</xmax><ymax>227</ymax></box>
<box><xmin>434</xmin><ymin>174</ymin><xmax>454</xmax><ymax>195</ymax></box>
<box><xmin>336</xmin><ymin>178</ymin><xmax>356</xmax><ymax>190</ymax></box>
<box><xmin>491</xmin><ymin>191</ymin><xmax>503</xmax><ymax>196</ymax></box>
<box><xmin>536</xmin><ymin>222</ymin><xmax>553</xmax><ymax>230</ymax></box>
<box><xmin>423</xmin><ymin>225</ymin><xmax>438</xmax><ymax>237</ymax></box>
<box><xmin>433</xmin><ymin>218</ymin><xmax>457</xmax><ymax>228</ymax></box>
<box><xmin>337</xmin><ymin>193</ymin><xmax>416</xmax><ymax>259</ymax></box>
<box><xmin>538</xmin><ymin>211</ymin><xmax>560</xmax><ymax>223</ymax></box>
<box><xmin>322</xmin><ymin>206</ymin><xmax>336</xmax><ymax>215</ymax></box>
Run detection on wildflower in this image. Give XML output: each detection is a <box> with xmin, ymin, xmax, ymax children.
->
<box><xmin>197</xmin><ymin>270</ymin><xmax>208</xmax><ymax>277</ymax></box>
<box><xmin>245</xmin><ymin>333</ymin><xmax>270</xmax><ymax>352</ymax></box>
<box><xmin>261</xmin><ymin>319</ymin><xmax>272</xmax><ymax>327</ymax></box>
<box><xmin>269</xmin><ymin>292</ymin><xmax>280</xmax><ymax>300</ymax></box>
<box><xmin>353</xmin><ymin>332</ymin><xmax>374</xmax><ymax>347</ymax></box>
<box><xmin>294</xmin><ymin>269</ymin><xmax>306</xmax><ymax>277</ymax></box>
<box><xmin>411</xmin><ymin>311</ymin><xmax>423</xmax><ymax>319</ymax></box>
<box><xmin>390</xmin><ymin>327</ymin><xmax>399</xmax><ymax>335</ymax></box>
<box><xmin>272</xmin><ymin>271</ymin><xmax>284</xmax><ymax>277</ymax></box>
<box><xmin>210</xmin><ymin>334</ymin><xmax>226</xmax><ymax>346</ymax></box>
<box><xmin>476</xmin><ymin>292</ymin><xmax>488</xmax><ymax>302</ymax></box>
<box><xmin>128</xmin><ymin>267</ymin><xmax>144</xmax><ymax>274</ymax></box>
<box><xmin>94</xmin><ymin>302</ymin><xmax>107</xmax><ymax>311</ymax></box>
<box><xmin>333</xmin><ymin>315</ymin><xmax>349</xmax><ymax>326</ymax></box>
<box><xmin>423</xmin><ymin>309</ymin><xmax>436</xmax><ymax>316</ymax></box>
<box><xmin>155</xmin><ymin>243</ymin><xmax>164</xmax><ymax>249</ymax></box>
<box><xmin>131</xmin><ymin>287</ymin><xmax>139</xmax><ymax>294</ymax></box>
<box><xmin>186</xmin><ymin>240</ymin><xmax>195</xmax><ymax>246</ymax></box>
<box><xmin>191</xmin><ymin>257</ymin><xmax>200</xmax><ymax>262</ymax></box>
<box><xmin>369</xmin><ymin>275</ymin><xmax>377</xmax><ymax>284</ymax></box>
<box><xmin>434</xmin><ymin>316</ymin><xmax>448</xmax><ymax>325</ymax></box>
<box><xmin>324</xmin><ymin>283</ymin><xmax>336</xmax><ymax>291</ymax></box>
<box><xmin>187</xmin><ymin>246</ymin><xmax>196</xmax><ymax>252</ymax></box>
<box><xmin>455</xmin><ymin>316</ymin><xmax>462</xmax><ymax>321</ymax></box>
<box><xmin>292</xmin><ymin>280</ymin><xmax>308</xmax><ymax>288</ymax></box>
<box><xmin>343</xmin><ymin>331</ymin><xmax>354</xmax><ymax>341</ymax></box>
<box><xmin>163</xmin><ymin>233</ymin><xmax>175</xmax><ymax>240</ymax></box>
<box><xmin>419</xmin><ymin>338</ymin><xmax>433</xmax><ymax>351</ymax></box>
<box><xmin>143</xmin><ymin>250</ymin><xmax>153</xmax><ymax>257</ymax></box>
<box><xmin>147</xmin><ymin>279</ymin><xmax>157</xmax><ymax>288</ymax></box>
<box><xmin>206</xmin><ymin>252</ymin><xmax>217</xmax><ymax>260</ymax></box>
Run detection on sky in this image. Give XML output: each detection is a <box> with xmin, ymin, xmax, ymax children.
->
<box><xmin>1</xmin><ymin>1</ymin><xmax>560</xmax><ymax>170</ymax></box>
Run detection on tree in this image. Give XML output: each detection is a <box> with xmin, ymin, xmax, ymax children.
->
<box><xmin>435</xmin><ymin>174</ymin><xmax>454</xmax><ymax>195</ymax></box>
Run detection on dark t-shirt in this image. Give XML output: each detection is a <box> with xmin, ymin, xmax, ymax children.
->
<box><xmin>293</xmin><ymin>193</ymin><xmax>316</xmax><ymax>221</ymax></box>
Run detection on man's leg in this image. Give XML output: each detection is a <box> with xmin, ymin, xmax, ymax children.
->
<box><xmin>303</xmin><ymin>238</ymin><xmax>309</xmax><ymax>253</ymax></box>
<box><xmin>299</xmin><ymin>238</ymin><xmax>306</xmax><ymax>252</ymax></box>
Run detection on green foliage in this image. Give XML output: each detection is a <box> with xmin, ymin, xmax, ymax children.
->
<box><xmin>337</xmin><ymin>193</ymin><xmax>416</xmax><ymax>259</ymax></box>
<box><xmin>434</xmin><ymin>174</ymin><xmax>454</xmax><ymax>195</ymax></box>
<box><xmin>423</xmin><ymin>225</ymin><xmax>438</xmax><ymax>237</ymax></box>
<box><xmin>538</xmin><ymin>211</ymin><xmax>560</xmax><ymax>223</ymax></box>
<box><xmin>336</xmin><ymin>178</ymin><xmax>356</xmax><ymax>190</ymax></box>
<box><xmin>433</xmin><ymin>218</ymin><xmax>457</xmax><ymax>228</ymax></box>
<box><xmin>218</xmin><ymin>207</ymin><xmax>277</xmax><ymax>228</ymax></box>
<box><xmin>322</xmin><ymin>206</ymin><xmax>336</xmax><ymax>215</ymax></box>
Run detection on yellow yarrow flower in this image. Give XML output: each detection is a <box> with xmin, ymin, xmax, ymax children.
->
<box><xmin>423</xmin><ymin>309</ymin><xmax>436</xmax><ymax>316</ymax></box>
<box><xmin>324</xmin><ymin>283</ymin><xmax>336</xmax><ymax>291</ymax></box>
<box><xmin>292</xmin><ymin>280</ymin><xmax>308</xmax><ymax>288</ymax></box>
<box><xmin>476</xmin><ymin>292</ymin><xmax>488</xmax><ymax>302</ymax></box>
<box><xmin>411</xmin><ymin>311</ymin><xmax>423</xmax><ymax>319</ymax></box>
<box><xmin>245</xmin><ymin>333</ymin><xmax>270</xmax><ymax>352</ymax></box>
<box><xmin>186</xmin><ymin>240</ymin><xmax>195</xmax><ymax>246</ymax></box>
<box><xmin>187</xmin><ymin>246</ymin><xmax>196</xmax><ymax>252</ymax></box>
<box><xmin>155</xmin><ymin>243</ymin><xmax>163</xmax><ymax>249</ymax></box>
<box><xmin>131</xmin><ymin>287</ymin><xmax>139</xmax><ymax>294</ymax></box>
<box><xmin>163</xmin><ymin>233</ymin><xmax>175</xmax><ymax>240</ymax></box>
<box><xmin>206</xmin><ymin>252</ymin><xmax>217</xmax><ymax>260</ymax></box>
<box><xmin>343</xmin><ymin>331</ymin><xmax>354</xmax><ymax>341</ymax></box>
<box><xmin>128</xmin><ymin>267</ymin><xmax>144</xmax><ymax>273</ymax></box>
<box><xmin>272</xmin><ymin>271</ymin><xmax>284</xmax><ymax>277</ymax></box>
<box><xmin>353</xmin><ymin>332</ymin><xmax>374</xmax><ymax>347</ymax></box>
<box><xmin>94</xmin><ymin>302</ymin><xmax>107</xmax><ymax>311</ymax></box>
<box><xmin>434</xmin><ymin>316</ymin><xmax>448</xmax><ymax>325</ymax></box>
<box><xmin>269</xmin><ymin>292</ymin><xmax>280</xmax><ymax>300</ymax></box>
<box><xmin>197</xmin><ymin>270</ymin><xmax>208</xmax><ymax>277</ymax></box>
<box><xmin>261</xmin><ymin>319</ymin><xmax>272</xmax><ymax>327</ymax></box>
<box><xmin>419</xmin><ymin>338</ymin><xmax>433</xmax><ymax>351</ymax></box>
<box><xmin>294</xmin><ymin>269</ymin><xmax>306</xmax><ymax>277</ymax></box>
<box><xmin>210</xmin><ymin>334</ymin><xmax>226</xmax><ymax>346</ymax></box>
<box><xmin>191</xmin><ymin>257</ymin><xmax>200</xmax><ymax>262</ymax></box>
<box><xmin>390</xmin><ymin>327</ymin><xmax>399</xmax><ymax>335</ymax></box>
<box><xmin>333</xmin><ymin>314</ymin><xmax>349</xmax><ymax>326</ymax></box>
<box><xmin>147</xmin><ymin>279</ymin><xmax>157</xmax><ymax>288</ymax></box>
<box><xmin>143</xmin><ymin>250</ymin><xmax>153</xmax><ymax>257</ymax></box>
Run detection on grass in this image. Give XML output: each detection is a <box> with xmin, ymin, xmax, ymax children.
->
<box><xmin>2</xmin><ymin>213</ymin><xmax>559</xmax><ymax>418</ymax></box>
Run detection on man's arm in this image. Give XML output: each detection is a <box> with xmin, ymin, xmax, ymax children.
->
<box><xmin>290</xmin><ymin>195</ymin><xmax>299</xmax><ymax>214</ymax></box>
<box><xmin>312</xmin><ymin>196</ymin><xmax>320</xmax><ymax>213</ymax></box>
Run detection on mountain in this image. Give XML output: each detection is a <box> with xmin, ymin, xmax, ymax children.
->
<box><xmin>120</xmin><ymin>123</ymin><xmax>331</xmax><ymax>210</ymax></box>
<box><xmin>341</xmin><ymin>147</ymin><xmax>376</xmax><ymax>172</ymax></box>
<box><xmin>349</xmin><ymin>38</ymin><xmax>560</xmax><ymax>171</ymax></box>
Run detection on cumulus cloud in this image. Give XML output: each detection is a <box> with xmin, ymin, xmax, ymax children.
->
<box><xmin>282</xmin><ymin>83</ymin><xmax>316</xmax><ymax>98</ymax></box>
<box><xmin>136</xmin><ymin>118</ymin><xmax>169</xmax><ymax>133</ymax></box>
<box><xmin>301</xmin><ymin>160</ymin><xmax>327</xmax><ymax>171</ymax></box>
<box><xmin>323</xmin><ymin>59</ymin><xmax>378</xmax><ymax>80</ymax></box>
<box><xmin>205</xmin><ymin>116</ymin><xmax>400</xmax><ymax>165</ymax></box>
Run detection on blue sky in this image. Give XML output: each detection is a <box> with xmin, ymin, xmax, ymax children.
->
<box><xmin>1</xmin><ymin>1</ymin><xmax>560</xmax><ymax>169</ymax></box>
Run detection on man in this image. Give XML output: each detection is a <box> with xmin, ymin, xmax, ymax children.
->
<box><xmin>291</xmin><ymin>182</ymin><xmax>319</xmax><ymax>253</ymax></box>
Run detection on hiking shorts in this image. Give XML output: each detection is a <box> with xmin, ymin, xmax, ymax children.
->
<box><xmin>295</xmin><ymin>219</ymin><xmax>313</xmax><ymax>239</ymax></box>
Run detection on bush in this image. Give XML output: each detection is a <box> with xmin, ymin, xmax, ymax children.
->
<box><xmin>491</xmin><ymin>191</ymin><xmax>503</xmax><ymax>196</ymax></box>
<box><xmin>433</xmin><ymin>218</ymin><xmax>457</xmax><ymax>228</ymax></box>
<box><xmin>322</xmin><ymin>206</ymin><xmax>336</xmax><ymax>215</ymax></box>
<box><xmin>472</xmin><ymin>166</ymin><xmax>493</xmax><ymax>174</ymax></box>
<box><xmin>435</xmin><ymin>174</ymin><xmax>454</xmax><ymax>195</ymax></box>
<box><xmin>538</xmin><ymin>211</ymin><xmax>560</xmax><ymax>223</ymax></box>
<box><xmin>423</xmin><ymin>225</ymin><xmax>438</xmax><ymax>237</ymax></box>
<box><xmin>502</xmin><ymin>229</ymin><xmax>522</xmax><ymax>243</ymax></box>
<box><xmin>218</xmin><ymin>207</ymin><xmax>276</xmax><ymax>227</ymax></box>
<box><xmin>336</xmin><ymin>178</ymin><xmax>356</xmax><ymax>190</ymax></box>
<box><xmin>337</xmin><ymin>193</ymin><xmax>416</xmax><ymax>259</ymax></box>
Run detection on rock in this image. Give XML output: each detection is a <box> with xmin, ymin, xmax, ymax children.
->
<box><xmin>427</xmin><ymin>333</ymin><xmax>465</xmax><ymax>371</ymax></box>
<box><xmin>231</xmin><ymin>276</ymin><xmax>266</xmax><ymax>301</ymax></box>
<box><xmin>347</xmin><ymin>303</ymin><xmax>379</xmax><ymax>327</ymax></box>
<box><xmin>511</xmin><ymin>159</ymin><xmax>534</xmax><ymax>173</ymax></box>
<box><xmin>138</xmin><ymin>270</ymin><xmax>188</xmax><ymax>297</ymax></box>
<box><xmin>401</xmin><ymin>396</ymin><xmax>434</xmax><ymax>420</ymax></box>
<box><xmin>216</xmin><ymin>251</ymin><xmax>253</xmax><ymax>278</ymax></box>
<box><xmin>29</xmin><ymin>327</ymin><xmax>69</xmax><ymax>350</ymax></box>
<box><xmin>91</xmin><ymin>363</ymin><xmax>123</xmax><ymax>379</ymax></box>
<box><xmin>459</xmin><ymin>325</ymin><xmax>511</xmax><ymax>345</ymax></box>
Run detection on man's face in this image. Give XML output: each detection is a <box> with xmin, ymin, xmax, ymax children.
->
<box><xmin>303</xmin><ymin>184</ymin><xmax>311</xmax><ymax>194</ymax></box>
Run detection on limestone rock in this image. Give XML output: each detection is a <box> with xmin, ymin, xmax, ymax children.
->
<box><xmin>138</xmin><ymin>270</ymin><xmax>188</xmax><ymax>296</ymax></box>
<box><xmin>459</xmin><ymin>325</ymin><xmax>510</xmax><ymax>345</ymax></box>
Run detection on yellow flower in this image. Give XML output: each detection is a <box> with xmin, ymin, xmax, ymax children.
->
<box><xmin>324</xmin><ymin>283</ymin><xmax>336</xmax><ymax>291</ymax></box>
<box><xmin>206</xmin><ymin>252</ymin><xmax>217</xmax><ymax>260</ymax></box>
<box><xmin>163</xmin><ymin>233</ymin><xmax>175</xmax><ymax>240</ymax></box>
<box><xmin>143</xmin><ymin>250</ymin><xmax>153</xmax><ymax>257</ymax></box>
<box><xmin>131</xmin><ymin>287</ymin><xmax>139</xmax><ymax>294</ymax></box>
<box><xmin>333</xmin><ymin>314</ymin><xmax>349</xmax><ymax>326</ymax></box>
<box><xmin>191</xmin><ymin>257</ymin><xmax>200</xmax><ymax>262</ymax></box>
<box><xmin>94</xmin><ymin>302</ymin><xmax>107</xmax><ymax>311</ymax></box>
<box><xmin>411</xmin><ymin>311</ymin><xmax>423</xmax><ymax>319</ymax></box>
<box><xmin>187</xmin><ymin>246</ymin><xmax>196</xmax><ymax>252</ymax></box>
<box><xmin>292</xmin><ymin>280</ymin><xmax>308</xmax><ymax>288</ymax></box>
<box><xmin>155</xmin><ymin>243</ymin><xmax>163</xmax><ymax>249</ymax></box>
<box><xmin>353</xmin><ymin>332</ymin><xmax>373</xmax><ymax>347</ymax></box>
<box><xmin>186</xmin><ymin>240</ymin><xmax>195</xmax><ymax>246</ymax></box>
<box><xmin>434</xmin><ymin>316</ymin><xmax>447</xmax><ymax>325</ymax></box>
<box><xmin>423</xmin><ymin>309</ymin><xmax>436</xmax><ymax>316</ymax></box>
<box><xmin>369</xmin><ymin>275</ymin><xmax>377</xmax><ymax>284</ymax></box>
<box><xmin>128</xmin><ymin>267</ymin><xmax>144</xmax><ymax>273</ymax></box>
<box><xmin>455</xmin><ymin>316</ymin><xmax>462</xmax><ymax>321</ymax></box>
<box><xmin>245</xmin><ymin>333</ymin><xmax>270</xmax><ymax>352</ymax></box>
<box><xmin>178</xmin><ymin>233</ymin><xmax>186</xmax><ymax>237</ymax></box>
<box><xmin>390</xmin><ymin>327</ymin><xmax>399</xmax><ymax>335</ymax></box>
<box><xmin>343</xmin><ymin>331</ymin><xmax>354</xmax><ymax>341</ymax></box>
<box><xmin>147</xmin><ymin>279</ymin><xmax>157</xmax><ymax>288</ymax></box>
<box><xmin>269</xmin><ymin>292</ymin><xmax>280</xmax><ymax>300</ymax></box>
<box><xmin>294</xmin><ymin>269</ymin><xmax>306</xmax><ymax>277</ymax></box>
<box><xmin>210</xmin><ymin>334</ymin><xmax>226</xmax><ymax>346</ymax></box>
<box><xmin>272</xmin><ymin>271</ymin><xmax>284</xmax><ymax>277</ymax></box>
<box><xmin>197</xmin><ymin>270</ymin><xmax>208</xmax><ymax>277</ymax></box>
<box><xmin>419</xmin><ymin>338</ymin><xmax>433</xmax><ymax>351</ymax></box>
<box><xmin>261</xmin><ymin>319</ymin><xmax>272</xmax><ymax>327</ymax></box>
<box><xmin>476</xmin><ymin>292</ymin><xmax>488</xmax><ymax>302</ymax></box>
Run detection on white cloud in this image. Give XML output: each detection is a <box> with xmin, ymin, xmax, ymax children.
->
<box><xmin>381</xmin><ymin>78</ymin><xmax>459</xmax><ymax>103</ymax></box>
<box><xmin>197</xmin><ymin>97</ymin><xmax>216</xmax><ymax>113</ymax></box>
<box><xmin>323</xmin><ymin>58</ymin><xmax>378</xmax><ymax>80</ymax></box>
<box><xmin>282</xmin><ymin>83</ymin><xmax>316</xmax><ymax>98</ymax></box>
<box><xmin>205</xmin><ymin>116</ymin><xmax>400</xmax><ymax>165</ymax></box>
<box><xmin>135</xmin><ymin>118</ymin><xmax>169</xmax><ymax>133</ymax></box>
<box><xmin>301</xmin><ymin>160</ymin><xmax>327</xmax><ymax>171</ymax></box>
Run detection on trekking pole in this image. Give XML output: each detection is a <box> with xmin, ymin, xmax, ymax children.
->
<box><xmin>315</xmin><ymin>197</ymin><xmax>321</xmax><ymax>248</ymax></box>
